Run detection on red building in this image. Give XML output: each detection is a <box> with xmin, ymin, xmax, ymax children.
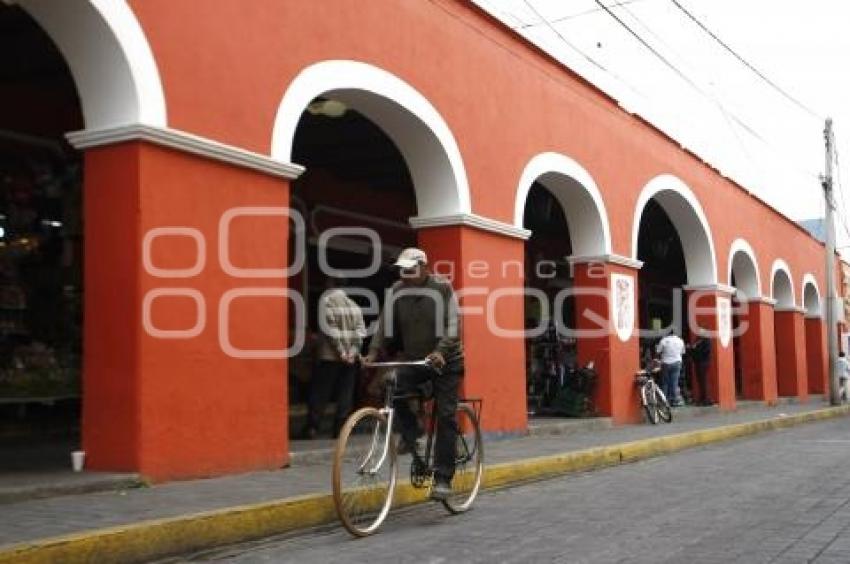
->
<box><xmin>0</xmin><ymin>0</ymin><xmax>836</xmax><ymax>482</ymax></box>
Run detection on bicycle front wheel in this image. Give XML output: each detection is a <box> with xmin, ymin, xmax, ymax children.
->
<box><xmin>442</xmin><ymin>403</ymin><xmax>484</xmax><ymax>514</ymax></box>
<box><xmin>655</xmin><ymin>387</ymin><xmax>672</xmax><ymax>423</ymax></box>
<box><xmin>332</xmin><ymin>407</ymin><xmax>397</xmax><ymax>537</ymax></box>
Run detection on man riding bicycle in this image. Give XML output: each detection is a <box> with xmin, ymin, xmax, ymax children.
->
<box><xmin>364</xmin><ymin>247</ymin><xmax>464</xmax><ymax>501</ymax></box>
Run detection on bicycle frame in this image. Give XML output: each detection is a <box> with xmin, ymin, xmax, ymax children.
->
<box><xmin>360</xmin><ymin>361</ymin><xmax>431</xmax><ymax>481</ymax></box>
<box><xmin>363</xmin><ymin>360</ymin><xmax>483</xmax><ymax>486</ymax></box>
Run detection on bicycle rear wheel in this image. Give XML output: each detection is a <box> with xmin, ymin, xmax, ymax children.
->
<box><xmin>655</xmin><ymin>387</ymin><xmax>672</xmax><ymax>423</ymax></box>
<box><xmin>332</xmin><ymin>407</ymin><xmax>397</xmax><ymax>537</ymax></box>
<box><xmin>642</xmin><ymin>384</ymin><xmax>659</xmax><ymax>424</ymax></box>
<box><xmin>442</xmin><ymin>403</ymin><xmax>484</xmax><ymax>514</ymax></box>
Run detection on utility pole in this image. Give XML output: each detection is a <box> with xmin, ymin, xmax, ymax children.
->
<box><xmin>823</xmin><ymin>117</ymin><xmax>840</xmax><ymax>405</ymax></box>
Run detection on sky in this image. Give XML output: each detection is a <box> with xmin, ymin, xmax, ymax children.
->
<box><xmin>474</xmin><ymin>0</ymin><xmax>850</xmax><ymax>252</ymax></box>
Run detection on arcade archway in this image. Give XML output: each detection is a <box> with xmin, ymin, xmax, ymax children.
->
<box><xmin>515</xmin><ymin>153</ymin><xmax>611</xmax><ymax>418</ymax></box>
<box><xmin>632</xmin><ymin>175</ymin><xmax>717</xmax><ymax>405</ymax></box>
<box><xmin>273</xmin><ymin>61</ymin><xmax>469</xmax><ymax>441</ymax></box>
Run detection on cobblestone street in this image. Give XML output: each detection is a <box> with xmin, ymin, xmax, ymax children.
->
<box><xmin>178</xmin><ymin>417</ymin><xmax>850</xmax><ymax>564</ymax></box>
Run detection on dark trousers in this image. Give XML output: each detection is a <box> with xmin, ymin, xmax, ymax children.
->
<box><xmin>307</xmin><ymin>360</ymin><xmax>356</xmax><ymax>436</ymax></box>
<box><xmin>394</xmin><ymin>363</ymin><xmax>461</xmax><ymax>482</ymax></box>
<box><xmin>695</xmin><ymin>361</ymin><xmax>709</xmax><ymax>404</ymax></box>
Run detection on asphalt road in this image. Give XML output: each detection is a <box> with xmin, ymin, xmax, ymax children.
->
<box><xmin>172</xmin><ymin>417</ymin><xmax>850</xmax><ymax>564</ymax></box>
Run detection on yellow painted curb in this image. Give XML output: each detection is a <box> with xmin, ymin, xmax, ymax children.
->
<box><xmin>2</xmin><ymin>405</ymin><xmax>848</xmax><ymax>564</ymax></box>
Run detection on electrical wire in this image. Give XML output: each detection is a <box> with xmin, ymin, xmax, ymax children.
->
<box><xmin>611</xmin><ymin>0</ymin><xmax>768</xmax><ymax>182</ymax></box>
<box><xmin>590</xmin><ymin>0</ymin><xmax>821</xmax><ymax>182</ymax></box>
<box><xmin>832</xmin><ymin>140</ymin><xmax>850</xmax><ymax>240</ymax></box>
<box><xmin>520</xmin><ymin>0</ymin><xmax>655</xmax><ymax>107</ymax></box>
<box><xmin>427</xmin><ymin>0</ymin><xmax>660</xmax><ymax>124</ymax></box>
<box><xmin>522</xmin><ymin>0</ymin><xmax>609</xmax><ymax>73</ymax></box>
<box><xmin>514</xmin><ymin>0</ymin><xmax>649</xmax><ymax>29</ymax></box>
<box><xmin>668</xmin><ymin>0</ymin><xmax>823</xmax><ymax>122</ymax></box>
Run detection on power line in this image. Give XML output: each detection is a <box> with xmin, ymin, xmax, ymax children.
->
<box><xmin>520</xmin><ymin>0</ymin><xmax>653</xmax><ymax>106</ymax></box>
<box><xmin>668</xmin><ymin>0</ymin><xmax>823</xmax><ymax>122</ymax></box>
<box><xmin>832</xmin><ymin>139</ymin><xmax>850</xmax><ymax>240</ymax></box>
<box><xmin>591</xmin><ymin>0</ymin><xmax>821</xmax><ymax>181</ymax></box>
<box><xmin>514</xmin><ymin>0</ymin><xmax>649</xmax><ymax>29</ymax></box>
<box><xmin>521</xmin><ymin>0</ymin><xmax>609</xmax><ymax>73</ymax></box>
<box><xmin>610</xmin><ymin>1</ymin><xmax>769</xmax><ymax>182</ymax></box>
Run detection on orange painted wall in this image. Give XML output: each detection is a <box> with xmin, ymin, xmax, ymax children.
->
<box><xmin>138</xmin><ymin>144</ymin><xmax>290</xmax><ymax>480</ymax></box>
<box><xmin>739</xmin><ymin>301</ymin><xmax>778</xmax><ymax>403</ymax></box>
<box><xmin>81</xmin><ymin>144</ymin><xmax>142</xmax><ymax>471</ymax></box>
<box><xmin>774</xmin><ymin>311</ymin><xmax>808</xmax><ymax>401</ymax></box>
<box><xmin>804</xmin><ymin>317</ymin><xmax>828</xmax><ymax>395</ymax></box>
<box><xmin>127</xmin><ymin>0</ymin><xmax>829</xmax><ymax>303</ymax></box>
<box><xmin>416</xmin><ymin>226</ymin><xmax>527</xmax><ymax>434</ymax></box>
<box><xmin>81</xmin><ymin>142</ymin><xmax>292</xmax><ymax>481</ymax></box>
<box><xmin>573</xmin><ymin>263</ymin><xmax>641</xmax><ymax>423</ymax></box>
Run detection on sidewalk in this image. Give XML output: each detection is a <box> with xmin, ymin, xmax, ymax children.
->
<box><xmin>1</xmin><ymin>399</ymin><xmax>847</xmax><ymax>563</ymax></box>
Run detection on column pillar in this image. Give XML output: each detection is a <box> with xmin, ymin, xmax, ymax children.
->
<box><xmin>738</xmin><ymin>298</ymin><xmax>778</xmax><ymax>403</ymax></box>
<box><xmin>570</xmin><ymin>255</ymin><xmax>642</xmax><ymax>424</ymax></box>
<box><xmin>71</xmin><ymin>126</ymin><xmax>302</xmax><ymax>481</ymax></box>
<box><xmin>415</xmin><ymin>222</ymin><xmax>528</xmax><ymax>435</ymax></box>
<box><xmin>685</xmin><ymin>286</ymin><xmax>736</xmax><ymax>409</ymax></box>
<box><xmin>805</xmin><ymin>314</ymin><xmax>828</xmax><ymax>395</ymax></box>
<box><xmin>774</xmin><ymin>307</ymin><xmax>809</xmax><ymax>401</ymax></box>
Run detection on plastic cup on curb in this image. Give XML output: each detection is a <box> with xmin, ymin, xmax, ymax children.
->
<box><xmin>71</xmin><ymin>450</ymin><xmax>85</xmax><ymax>472</ymax></box>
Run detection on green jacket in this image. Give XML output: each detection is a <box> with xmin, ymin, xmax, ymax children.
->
<box><xmin>368</xmin><ymin>274</ymin><xmax>463</xmax><ymax>365</ymax></box>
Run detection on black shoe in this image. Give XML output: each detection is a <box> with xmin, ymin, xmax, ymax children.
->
<box><xmin>299</xmin><ymin>426</ymin><xmax>318</xmax><ymax>440</ymax></box>
<box><xmin>430</xmin><ymin>477</ymin><xmax>452</xmax><ymax>501</ymax></box>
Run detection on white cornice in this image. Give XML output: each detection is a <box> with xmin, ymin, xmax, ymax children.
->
<box><xmin>774</xmin><ymin>306</ymin><xmax>807</xmax><ymax>314</ymax></box>
<box><xmin>409</xmin><ymin>213</ymin><xmax>531</xmax><ymax>240</ymax></box>
<box><xmin>804</xmin><ymin>313</ymin><xmax>823</xmax><ymax>320</ymax></box>
<box><xmin>568</xmin><ymin>254</ymin><xmax>644</xmax><ymax>270</ymax></box>
<box><xmin>683</xmin><ymin>283</ymin><xmax>736</xmax><ymax>295</ymax></box>
<box><xmin>747</xmin><ymin>296</ymin><xmax>778</xmax><ymax>306</ymax></box>
<box><xmin>66</xmin><ymin>124</ymin><xmax>305</xmax><ymax>180</ymax></box>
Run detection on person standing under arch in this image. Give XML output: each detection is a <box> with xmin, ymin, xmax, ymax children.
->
<box><xmin>656</xmin><ymin>330</ymin><xmax>685</xmax><ymax>406</ymax></box>
<box><xmin>303</xmin><ymin>277</ymin><xmax>365</xmax><ymax>439</ymax></box>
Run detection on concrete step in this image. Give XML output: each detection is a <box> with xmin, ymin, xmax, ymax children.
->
<box><xmin>0</xmin><ymin>471</ymin><xmax>141</xmax><ymax>505</ymax></box>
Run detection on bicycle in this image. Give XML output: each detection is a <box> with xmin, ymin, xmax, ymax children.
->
<box><xmin>332</xmin><ymin>359</ymin><xmax>484</xmax><ymax>537</ymax></box>
<box><xmin>635</xmin><ymin>362</ymin><xmax>672</xmax><ymax>424</ymax></box>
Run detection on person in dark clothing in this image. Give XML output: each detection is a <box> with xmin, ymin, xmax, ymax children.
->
<box><xmin>365</xmin><ymin>247</ymin><xmax>463</xmax><ymax>502</ymax></box>
<box><xmin>690</xmin><ymin>336</ymin><xmax>713</xmax><ymax>406</ymax></box>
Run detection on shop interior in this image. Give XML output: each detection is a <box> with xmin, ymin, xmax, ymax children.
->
<box><xmin>288</xmin><ymin>99</ymin><xmax>418</xmax><ymax>439</ymax></box>
<box><xmin>521</xmin><ymin>183</ymin><xmax>593</xmax><ymax>417</ymax></box>
<box><xmin>0</xmin><ymin>4</ymin><xmax>84</xmax><ymax>472</ymax></box>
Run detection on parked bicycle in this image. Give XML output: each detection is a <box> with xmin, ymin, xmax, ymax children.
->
<box><xmin>635</xmin><ymin>361</ymin><xmax>672</xmax><ymax>424</ymax></box>
<box><xmin>332</xmin><ymin>359</ymin><xmax>484</xmax><ymax>537</ymax></box>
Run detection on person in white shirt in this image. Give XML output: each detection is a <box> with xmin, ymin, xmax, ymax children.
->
<box><xmin>837</xmin><ymin>351</ymin><xmax>849</xmax><ymax>402</ymax></box>
<box><xmin>656</xmin><ymin>331</ymin><xmax>686</xmax><ymax>406</ymax></box>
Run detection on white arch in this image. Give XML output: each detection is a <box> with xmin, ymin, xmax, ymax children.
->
<box><xmin>513</xmin><ymin>152</ymin><xmax>612</xmax><ymax>256</ymax></box>
<box><xmin>17</xmin><ymin>0</ymin><xmax>167</xmax><ymax>128</ymax></box>
<box><xmin>727</xmin><ymin>238</ymin><xmax>762</xmax><ymax>299</ymax></box>
<box><xmin>802</xmin><ymin>273</ymin><xmax>821</xmax><ymax>316</ymax></box>
<box><xmin>770</xmin><ymin>259</ymin><xmax>795</xmax><ymax>308</ymax></box>
<box><xmin>631</xmin><ymin>174</ymin><xmax>717</xmax><ymax>285</ymax></box>
<box><xmin>271</xmin><ymin>60</ymin><xmax>470</xmax><ymax>219</ymax></box>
